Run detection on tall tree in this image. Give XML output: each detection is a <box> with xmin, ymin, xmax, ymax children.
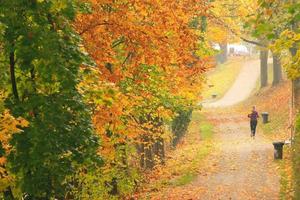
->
<box><xmin>247</xmin><ymin>0</ymin><xmax>292</xmax><ymax>86</ymax></box>
<box><xmin>71</xmin><ymin>0</ymin><xmax>211</xmax><ymax>197</ymax></box>
<box><xmin>260</xmin><ymin>48</ymin><xmax>269</xmax><ymax>88</ymax></box>
<box><xmin>262</xmin><ymin>0</ymin><xmax>300</xmax><ymax>197</ymax></box>
<box><xmin>208</xmin><ymin>0</ymin><xmax>257</xmax><ymax>63</ymax></box>
<box><xmin>0</xmin><ymin>1</ymin><xmax>99</xmax><ymax>198</ymax></box>
<box><xmin>272</xmin><ymin>52</ymin><xmax>282</xmax><ymax>86</ymax></box>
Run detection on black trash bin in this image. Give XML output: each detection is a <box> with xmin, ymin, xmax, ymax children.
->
<box><xmin>261</xmin><ymin>112</ymin><xmax>269</xmax><ymax>124</ymax></box>
<box><xmin>272</xmin><ymin>142</ymin><xmax>284</xmax><ymax>159</ymax></box>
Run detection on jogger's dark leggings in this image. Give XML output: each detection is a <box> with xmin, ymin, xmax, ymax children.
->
<box><xmin>250</xmin><ymin>120</ymin><xmax>257</xmax><ymax>135</ymax></box>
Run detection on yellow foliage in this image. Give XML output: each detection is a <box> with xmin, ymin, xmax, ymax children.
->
<box><xmin>208</xmin><ymin>0</ymin><xmax>258</xmax><ymax>44</ymax></box>
<box><xmin>0</xmin><ymin>110</ymin><xmax>29</xmax><ymax>192</ymax></box>
<box><xmin>271</xmin><ymin>30</ymin><xmax>300</xmax><ymax>80</ymax></box>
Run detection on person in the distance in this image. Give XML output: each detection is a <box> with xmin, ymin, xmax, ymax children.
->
<box><xmin>248</xmin><ymin>106</ymin><xmax>259</xmax><ymax>138</ymax></box>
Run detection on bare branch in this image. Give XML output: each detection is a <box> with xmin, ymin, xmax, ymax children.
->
<box><xmin>79</xmin><ymin>21</ymin><xmax>112</xmax><ymax>35</ymax></box>
<box><xmin>209</xmin><ymin>11</ymin><xmax>266</xmax><ymax>47</ymax></box>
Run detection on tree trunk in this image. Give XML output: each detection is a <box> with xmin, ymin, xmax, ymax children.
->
<box><xmin>144</xmin><ymin>145</ymin><xmax>154</xmax><ymax>169</ymax></box>
<box><xmin>272</xmin><ymin>53</ymin><xmax>282</xmax><ymax>86</ymax></box>
<box><xmin>138</xmin><ymin>142</ymin><xmax>145</xmax><ymax>168</ymax></box>
<box><xmin>291</xmin><ymin>46</ymin><xmax>300</xmax><ymax>110</ymax></box>
<box><xmin>218</xmin><ymin>43</ymin><xmax>228</xmax><ymax>64</ymax></box>
<box><xmin>260</xmin><ymin>50</ymin><xmax>269</xmax><ymax>88</ymax></box>
<box><xmin>9</xmin><ymin>50</ymin><xmax>19</xmax><ymax>101</ymax></box>
<box><xmin>293</xmin><ymin>79</ymin><xmax>300</xmax><ymax>109</ymax></box>
<box><xmin>142</xmin><ymin>136</ymin><xmax>154</xmax><ymax>169</ymax></box>
<box><xmin>158</xmin><ymin>138</ymin><xmax>165</xmax><ymax>164</ymax></box>
<box><xmin>201</xmin><ymin>16</ymin><xmax>207</xmax><ymax>32</ymax></box>
<box><xmin>3</xmin><ymin>187</ymin><xmax>14</xmax><ymax>200</ymax></box>
<box><xmin>153</xmin><ymin>137</ymin><xmax>165</xmax><ymax>165</ymax></box>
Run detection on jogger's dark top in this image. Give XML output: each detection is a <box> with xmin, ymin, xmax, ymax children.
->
<box><xmin>248</xmin><ymin>111</ymin><xmax>259</xmax><ymax>121</ymax></box>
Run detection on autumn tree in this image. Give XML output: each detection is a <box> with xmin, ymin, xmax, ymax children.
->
<box><xmin>0</xmin><ymin>0</ymin><xmax>212</xmax><ymax>198</ymax></box>
<box><xmin>244</xmin><ymin>0</ymin><xmax>296</xmax><ymax>86</ymax></box>
<box><xmin>209</xmin><ymin>0</ymin><xmax>285</xmax><ymax>88</ymax></box>
<box><xmin>0</xmin><ymin>1</ymin><xmax>99</xmax><ymax>198</ymax></box>
<box><xmin>253</xmin><ymin>0</ymin><xmax>300</xmax><ymax>197</ymax></box>
<box><xmin>72</xmin><ymin>0</ymin><xmax>211</xmax><ymax>198</ymax></box>
<box><xmin>269</xmin><ymin>1</ymin><xmax>300</xmax><ymax>197</ymax></box>
<box><xmin>208</xmin><ymin>0</ymin><xmax>257</xmax><ymax>64</ymax></box>
<box><xmin>0</xmin><ymin>110</ymin><xmax>28</xmax><ymax>199</ymax></box>
<box><xmin>251</xmin><ymin>0</ymin><xmax>299</xmax><ymax>111</ymax></box>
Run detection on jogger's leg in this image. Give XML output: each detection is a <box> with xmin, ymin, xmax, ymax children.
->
<box><xmin>253</xmin><ymin>121</ymin><xmax>257</xmax><ymax>137</ymax></box>
<box><xmin>250</xmin><ymin>122</ymin><xmax>254</xmax><ymax>137</ymax></box>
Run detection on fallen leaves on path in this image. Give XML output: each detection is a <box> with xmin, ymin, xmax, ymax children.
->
<box><xmin>134</xmin><ymin>111</ymin><xmax>280</xmax><ymax>200</ymax></box>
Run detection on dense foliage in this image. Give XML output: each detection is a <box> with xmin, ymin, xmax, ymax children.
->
<box><xmin>172</xmin><ymin>109</ymin><xmax>193</xmax><ymax>147</ymax></box>
<box><xmin>248</xmin><ymin>0</ymin><xmax>300</xmax><ymax>79</ymax></box>
<box><xmin>3</xmin><ymin>0</ymin><xmax>298</xmax><ymax>198</ymax></box>
<box><xmin>0</xmin><ymin>1</ymin><xmax>100</xmax><ymax>199</ymax></box>
<box><xmin>73</xmin><ymin>0</ymin><xmax>212</xmax><ymax>197</ymax></box>
<box><xmin>0</xmin><ymin>0</ymin><xmax>212</xmax><ymax>199</ymax></box>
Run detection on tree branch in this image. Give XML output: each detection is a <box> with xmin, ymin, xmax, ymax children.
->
<box><xmin>9</xmin><ymin>50</ymin><xmax>19</xmax><ymax>101</ymax></box>
<box><xmin>79</xmin><ymin>22</ymin><xmax>112</xmax><ymax>35</ymax></box>
<box><xmin>240</xmin><ymin>37</ymin><xmax>266</xmax><ymax>47</ymax></box>
<box><xmin>209</xmin><ymin>11</ymin><xmax>266</xmax><ymax>47</ymax></box>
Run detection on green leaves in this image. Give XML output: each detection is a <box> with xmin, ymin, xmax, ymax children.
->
<box><xmin>0</xmin><ymin>0</ymin><xmax>99</xmax><ymax>198</ymax></box>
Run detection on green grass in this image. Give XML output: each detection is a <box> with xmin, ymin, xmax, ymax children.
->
<box><xmin>279</xmin><ymin>159</ymin><xmax>289</xmax><ymax>200</ymax></box>
<box><xmin>202</xmin><ymin>58</ymin><xmax>243</xmax><ymax>100</ymax></box>
<box><xmin>259</xmin><ymin>111</ymin><xmax>289</xmax><ymax>137</ymax></box>
<box><xmin>200</xmin><ymin>122</ymin><xmax>213</xmax><ymax>140</ymax></box>
<box><xmin>171</xmin><ymin>172</ymin><xmax>197</xmax><ymax>186</ymax></box>
<box><xmin>143</xmin><ymin>111</ymin><xmax>215</xmax><ymax>194</ymax></box>
<box><xmin>169</xmin><ymin>113</ymin><xmax>213</xmax><ymax>186</ymax></box>
<box><xmin>278</xmin><ymin>147</ymin><xmax>294</xmax><ymax>200</ymax></box>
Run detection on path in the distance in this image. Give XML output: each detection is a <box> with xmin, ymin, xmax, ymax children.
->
<box><xmin>204</xmin><ymin>59</ymin><xmax>260</xmax><ymax>107</ymax></box>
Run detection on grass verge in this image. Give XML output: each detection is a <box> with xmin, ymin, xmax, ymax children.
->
<box><xmin>138</xmin><ymin>111</ymin><xmax>214</xmax><ymax>196</ymax></box>
<box><xmin>202</xmin><ymin>57</ymin><xmax>244</xmax><ymax>100</ymax></box>
<box><xmin>170</xmin><ymin>112</ymin><xmax>214</xmax><ymax>186</ymax></box>
<box><xmin>279</xmin><ymin>146</ymin><xmax>294</xmax><ymax>200</ymax></box>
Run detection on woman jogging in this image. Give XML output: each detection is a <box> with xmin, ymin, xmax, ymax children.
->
<box><xmin>248</xmin><ymin>106</ymin><xmax>259</xmax><ymax>138</ymax></box>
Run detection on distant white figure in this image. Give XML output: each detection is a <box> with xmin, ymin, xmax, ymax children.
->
<box><xmin>228</xmin><ymin>44</ymin><xmax>250</xmax><ymax>56</ymax></box>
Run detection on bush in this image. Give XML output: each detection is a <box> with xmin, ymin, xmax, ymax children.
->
<box><xmin>171</xmin><ymin>109</ymin><xmax>193</xmax><ymax>147</ymax></box>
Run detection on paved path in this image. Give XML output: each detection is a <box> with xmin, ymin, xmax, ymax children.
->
<box><xmin>142</xmin><ymin>113</ymin><xmax>280</xmax><ymax>200</ymax></box>
<box><xmin>192</xmin><ymin>114</ymin><xmax>280</xmax><ymax>200</ymax></box>
<box><xmin>141</xmin><ymin>59</ymin><xmax>280</xmax><ymax>200</ymax></box>
<box><xmin>197</xmin><ymin>59</ymin><xmax>279</xmax><ymax>199</ymax></box>
<box><xmin>204</xmin><ymin>59</ymin><xmax>260</xmax><ymax>107</ymax></box>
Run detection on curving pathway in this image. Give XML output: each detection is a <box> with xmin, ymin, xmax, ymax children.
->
<box><xmin>142</xmin><ymin>58</ymin><xmax>280</xmax><ymax>200</ymax></box>
<box><xmin>204</xmin><ymin>59</ymin><xmax>260</xmax><ymax>107</ymax></box>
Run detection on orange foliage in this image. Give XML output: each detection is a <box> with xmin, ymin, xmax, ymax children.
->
<box><xmin>207</xmin><ymin>0</ymin><xmax>258</xmax><ymax>44</ymax></box>
<box><xmin>0</xmin><ymin>110</ymin><xmax>29</xmax><ymax>163</ymax></box>
<box><xmin>77</xmin><ymin>0</ymin><xmax>210</xmax><ymax>71</ymax></box>
<box><xmin>0</xmin><ymin>110</ymin><xmax>28</xmax><ymax>191</ymax></box>
<box><xmin>76</xmin><ymin>0</ymin><xmax>212</xmax><ymax>161</ymax></box>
